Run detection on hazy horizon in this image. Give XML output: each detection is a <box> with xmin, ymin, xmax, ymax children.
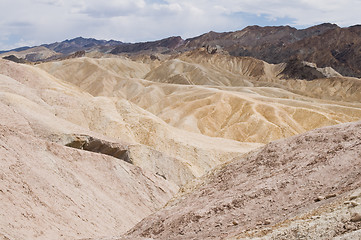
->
<box><xmin>1</xmin><ymin>0</ymin><xmax>360</xmax><ymax>51</ymax></box>
<box><xmin>0</xmin><ymin>22</ymin><xmax>343</xmax><ymax>52</ymax></box>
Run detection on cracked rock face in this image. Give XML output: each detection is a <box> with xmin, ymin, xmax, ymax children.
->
<box><xmin>125</xmin><ymin>121</ymin><xmax>361</xmax><ymax>240</ymax></box>
<box><xmin>64</xmin><ymin>134</ymin><xmax>131</xmax><ymax>164</ymax></box>
<box><xmin>0</xmin><ymin>124</ymin><xmax>179</xmax><ymax>240</ymax></box>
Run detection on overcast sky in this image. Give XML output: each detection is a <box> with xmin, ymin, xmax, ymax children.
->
<box><xmin>1</xmin><ymin>0</ymin><xmax>360</xmax><ymax>50</ymax></box>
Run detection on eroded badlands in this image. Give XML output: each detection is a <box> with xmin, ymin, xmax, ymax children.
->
<box><xmin>1</xmin><ymin>48</ymin><xmax>361</xmax><ymax>239</ymax></box>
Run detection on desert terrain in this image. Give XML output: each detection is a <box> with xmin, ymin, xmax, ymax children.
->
<box><xmin>1</xmin><ymin>24</ymin><xmax>361</xmax><ymax>239</ymax></box>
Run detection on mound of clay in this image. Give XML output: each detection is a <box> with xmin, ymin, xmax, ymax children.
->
<box><xmin>2</xmin><ymin>45</ymin><xmax>361</xmax><ymax>240</ymax></box>
<box><xmin>0</xmin><ymin>46</ymin><xmax>61</xmax><ymax>62</ymax></box>
<box><xmin>0</xmin><ymin>58</ymin><xmax>262</xmax><ymax>239</ymax></box>
<box><xmin>0</xmin><ymin>59</ymin><xmax>181</xmax><ymax>239</ymax></box>
<box><xmin>2</xmin><ymin>55</ymin><xmax>29</xmax><ymax>64</ymax></box>
<box><xmin>38</xmin><ymin>54</ymin><xmax>361</xmax><ymax>145</ymax></box>
<box><xmin>144</xmin><ymin>48</ymin><xmax>283</xmax><ymax>86</ymax></box>
<box><xmin>0</xmin><ymin>124</ymin><xmax>178</xmax><ymax>240</ymax></box>
<box><xmin>125</xmin><ymin>120</ymin><xmax>361</xmax><ymax>240</ymax></box>
<box><xmin>280</xmin><ymin>59</ymin><xmax>329</xmax><ymax>80</ymax></box>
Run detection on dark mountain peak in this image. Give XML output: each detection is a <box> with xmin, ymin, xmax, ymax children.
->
<box><xmin>349</xmin><ymin>24</ymin><xmax>361</xmax><ymax>28</ymax></box>
<box><xmin>279</xmin><ymin>58</ymin><xmax>326</xmax><ymax>80</ymax></box>
<box><xmin>64</xmin><ymin>36</ymin><xmax>94</xmax><ymax>43</ymax></box>
<box><xmin>310</xmin><ymin>22</ymin><xmax>339</xmax><ymax>28</ymax></box>
<box><xmin>2</xmin><ymin>54</ymin><xmax>29</xmax><ymax>64</ymax></box>
<box><xmin>186</xmin><ymin>31</ymin><xmax>223</xmax><ymax>41</ymax></box>
<box><xmin>42</xmin><ymin>37</ymin><xmax>123</xmax><ymax>55</ymax></box>
<box><xmin>64</xmin><ymin>36</ymin><xmax>81</xmax><ymax>42</ymax></box>
<box><xmin>180</xmin><ymin>23</ymin><xmax>361</xmax><ymax>78</ymax></box>
<box><xmin>301</xmin><ymin>23</ymin><xmax>339</xmax><ymax>34</ymax></box>
<box><xmin>58</xmin><ymin>36</ymin><xmax>121</xmax><ymax>45</ymax></box>
<box><xmin>205</xmin><ymin>30</ymin><xmax>225</xmax><ymax>36</ymax></box>
<box><xmin>73</xmin><ymin>36</ymin><xmax>87</xmax><ymax>40</ymax></box>
<box><xmin>163</xmin><ymin>35</ymin><xmax>183</xmax><ymax>41</ymax></box>
<box><xmin>159</xmin><ymin>36</ymin><xmax>184</xmax><ymax>48</ymax></box>
<box><xmin>347</xmin><ymin>24</ymin><xmax>361</xmax><ymax>34</ymax></box>
<box><xmin>0</xmin><ymin>46</ymin><xmax>32</xmax><ymax>54</ymax></box>
<box><xmin>242</xmin><ymin>25</ymin><xmax>262</xmax><ymax>31</ymax></box>
<box><xmin>110</xmin><ymin>36</ymin><xmax>184</xmax><ymax>55</ymax></box>
<box><xmin>243</xmin><ymin>24</ymin><xmax>296</xmax><ymax>31</ymax></box>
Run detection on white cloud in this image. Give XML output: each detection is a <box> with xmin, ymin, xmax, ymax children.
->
<box><xmin>35</xmin><ymin>0</ymin><xmax>64</xmax><ymax>6</ymax></box>
<box><xmin>0</xmin><ymin>0</ymin><xmax>360</xmax><ymax>50</ymax></box>
<box><xmin>75</xmin><ymin>0</ymin><xmax>146</xmax><ymax>18</ymax></box>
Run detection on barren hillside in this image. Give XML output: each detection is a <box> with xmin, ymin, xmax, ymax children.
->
<box><xmin>125</xmin><ymin>120</ymin><xmax>361</xmax><ymax>240</ymax></box>
<box><xmin>0</xmin><ymin>58</ymin><xmax>262</xmax><ymax>239</ymax></box>
<box><xmin>38</xmin><ymin>50</ymin><xmax>361</xmax><ymax>144</ymax></box>
<box><xmin>0</xmin><ymin>59</ymin><xmax>176</xmax><ymax>239</ymax></box>
<box><xmin>0</xmin><ymin>46</ymin><xmax>61</xmax><ymax>62</ymax></box>
<box><xmin>1</xmin><ymin>41</ymin><xmax>361</xmax><ymax>240</ymax></box>
<box><xmin>182</xmin><ymin>24</ymin><xmax>361</xmax><ymax>78</ymax></box>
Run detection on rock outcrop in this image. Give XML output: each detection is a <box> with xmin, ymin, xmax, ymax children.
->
<box><xmin>2</xmin><ymin>55</ymin><xmax>29</xmax><ymax>64</ymax></box>
<box><xmin>4</xmin><ymin>23</ymin><xmax>361</xmax><ymax>79</ymax></box>
<box><xmin>183</xmin><ymin>24</ymin><xmax>361</xmax><ymax>78</ymax></box>
<box><xmin>125</xmin><ymin>121</ymin><xmax>361</xmax><ymax>240</ymax></box>
<box><xmin>278</xmin><ymin>59</ymin><xmax>341</xmax><ymax>80</ymax></box>
<box><xmin>62</xmin><ymin>134</ymin><xmax>131</xmax><ymax>164</ymax></box>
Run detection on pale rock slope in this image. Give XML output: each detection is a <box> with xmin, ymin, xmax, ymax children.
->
<box><xmin>125</xmin><ymin>120</ymin><xmax>361</xmax><ymax>240</ymax></box>
<box><xmin>3</xmin><ymin>46</ymin><xmax>361</xmax><ymax>240</ymax></box>
<box><xmin>145</xmin><ymin>49</ymin><xmax>361</xmax><ymax>102</ymax></box>
<box><xmin>38</xmin><ymin>52</ymin><xmax>361</xmax><ymax>144</ymax></box>
<box><xmin>2</xmin><ymin>59</ymin><xmax>257</xmax><ymax>185</ymax></box>
<box><xmin>0</xmin><ymin>59</ymin><xmax>179</xmax><ymax>239</ymax></box>
<box><xmin>0</xmin><ymin>46</ymin><xmax>60</xmax><ymax>62</ymax></box>
<box><xmin>38</xmin><ymin>57</ymin><xmax>152</xmax><ymax>96</ymax></box>
<box><xmin>0</xmin><ymin>58</ymin><xmax>259</xmax><ymax>239</ymax></box>
<box><xmin>0</xmin><ymin>124</ymin><xmax>177</xmax><ymax>240</ymax></box>
<box><xmin>145</xmin><ymin>49</ymin><xmax>284</xmax><ymax>86</ymax></box>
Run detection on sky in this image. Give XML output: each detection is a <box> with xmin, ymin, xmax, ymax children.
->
<box><xmin>1</xmin><ymin>0</ymin><xmax>361</xmax><ymax>50</ymax></box>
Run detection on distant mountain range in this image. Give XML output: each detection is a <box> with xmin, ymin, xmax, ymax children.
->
<box><xmin>2</xmin><ymin>23</ymin><xmax>361</xmax><ymax>77</ymax></box>
<box><xmin>183</xmin><ymin>23</ymin><xmax>361</xmax><ymax>77</ymax></box>
<box><xmin>41</xmin><ymin>37</ymin><xmax>122</xmax><ymax>55</ymax></box>
<box><xmin>0</xmin><ymin>37</ymin><xmax>122</xmax><ymax>55</ymax></box>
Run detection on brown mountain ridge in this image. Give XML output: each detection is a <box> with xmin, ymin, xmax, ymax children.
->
<box><xmin>3</xmin><ymin>23</ymin><xmax>361</xmax><ymax>79</ymax></box>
